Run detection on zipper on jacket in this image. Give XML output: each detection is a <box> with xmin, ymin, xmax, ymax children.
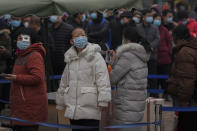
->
<box><xmin>73</xmin><ymin>58</ymin><xmax>80</xmax><ymax>119</ymax></box>
<box><xmin>20</xmin><ymin>86</ymin><xmax>26</xmax><ymax>102</ymax></box>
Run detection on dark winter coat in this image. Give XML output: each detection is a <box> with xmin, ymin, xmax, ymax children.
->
<box><xmin>137</xmin><ymin>23</ymin><xmax>160</xmax><ymax>61</ymax></box>
<box><xmin>167</xmin><ymin>39</ymin><xmax>197</xmax><ymax>106</ymax></box>
<box><xmin>110</xmin><ymin>18</ymin><xmax>123</xmax><ymax>50</ymax></box>
<box><xmin>49</xmin><ymin>22</ymin><xmax>73</xmax><ymax>74</ymax></box>
<box><xmin>86</xmin><ymin>19</ymin><xmax>110</xmax><ymax>51</ymax></box>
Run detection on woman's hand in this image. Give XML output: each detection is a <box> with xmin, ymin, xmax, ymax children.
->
<box><xmin>110</xmin><ymin>50</ymin><xmax>116</xmax><ymax>60</ymax></box>
<box><xmin>0</xmin><ymin>46</ymin><xmax>6</xmax><ymax>54</ymax></box>
<box><xmin>5</xmin><ymin>74</ymin><xmax>17</xmax><ymax>81</ymax></box>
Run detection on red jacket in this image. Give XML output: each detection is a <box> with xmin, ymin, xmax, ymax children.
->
<box><xmin>10</xmin><ymin>43</ymin><xmax>48</xmax><ymax>125</ymax></box>
<box><xmin>178</xmin><ymin>18</ymin><xmax>197</xmax><ymax>38</ymax></box>
<box><xmin>157</xmin><ymin>25</ymin><xmax>172</xmax><ymax>65</ymax></box>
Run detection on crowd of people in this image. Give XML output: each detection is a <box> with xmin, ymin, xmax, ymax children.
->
<box><xmin>0</xmin><ymin>0</ymin><xmax>197</xmax><ymax>131</ymax></box>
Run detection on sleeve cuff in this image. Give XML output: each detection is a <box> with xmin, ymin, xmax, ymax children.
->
<box><xmin>56</xmin><ymin>105</ymin><xmax>65</xmax><ymax>110</ymax></box>
<box><xmin>98</xmin><ymin>102</ymin><xmax>108</xmax><ymax>107</ymax></box>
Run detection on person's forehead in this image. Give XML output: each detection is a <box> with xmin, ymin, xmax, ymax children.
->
<box><xmin>155</xmin><ymin>16</ymin><xmax>161</xmax><ymax>19</ymax></box>
<box><xmin>24</xmin><ymin>17</ymin><xmax>31</xmax><ymax>21</ymax></box>
<box><xmin>72</xmin><ymin>29</ymin><xmax>85</xmax><ymax>37</ymax></box>
<box><xmin>167</xmin><ymin>12</ymin><xmax>173</xmax><ymax>16</ymax></box>
<box><xmin>135</xmin><ymin>14</ymin><xmax>141</xmax><ymax>17</ymax></box>
<box><xmin>18</xmin><ymin>34</ymin><xmax>30</xmax><ymax>38</ymax></box>
<box><xmin>12</xmin><ymin>17</ymin><xmax>21</xmax><ymax>20</ymax></box>
<box><xmin>146</xmin><ymin>13</ymin><xmax>152</xmax><ymax>15</ymax></box>
<box><xmin>73</xmin><ymin>29</ymin><xmax>85</xmax><ymax>34</ymax></box>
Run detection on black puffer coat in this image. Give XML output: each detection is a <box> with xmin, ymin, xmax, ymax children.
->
<box><xmin>49</xmin><ymin>22</ymin><xmax>73</xmax><ymax>74</ymax></box>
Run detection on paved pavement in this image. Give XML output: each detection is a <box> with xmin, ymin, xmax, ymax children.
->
<box><xmin>0</xmin><ymin>100</ymin><xmax>177</xmax><ymax>131</ymax></box>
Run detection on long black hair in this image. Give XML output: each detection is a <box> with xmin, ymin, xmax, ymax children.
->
<box><xmin>123</xmin><ymin>27</ymin><xmax>152</xmax><ymax>53</ymax></box>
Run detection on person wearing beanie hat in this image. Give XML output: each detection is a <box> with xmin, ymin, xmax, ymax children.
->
<box><xmin>120</xmin><ymin>11</ymin><xmax>136</xmax><ymax>28</ymax></box>
<box><xmin>151</xmin><ymin>4</ymin><xmax>162</xmax><ymax>15</ymax></box>
<box><xmin>5</xmin><ymin>27</ymin><xmax>48</xmax><ymax>131</ymax></box>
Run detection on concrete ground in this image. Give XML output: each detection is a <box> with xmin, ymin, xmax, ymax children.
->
<box><xmin>0</xmin><ymin>100</ymin><xmax>176</xmax><ymax>131</ymax></box>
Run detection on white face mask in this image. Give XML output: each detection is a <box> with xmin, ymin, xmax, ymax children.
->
<box><xmin>24</xmin><ymin>22</ymin><xmax>29</xmax><ymax>28</ymax></box>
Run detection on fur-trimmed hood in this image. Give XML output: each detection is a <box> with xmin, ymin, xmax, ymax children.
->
<box><xmin>116</xmin><ymin>43</ymin><xmax>149</xmax><ymax>62</ymax></box>
<box><xmin>64</xmin><ymin>43</ymin><xmax>101</xmax><ymax>63</ymax></box>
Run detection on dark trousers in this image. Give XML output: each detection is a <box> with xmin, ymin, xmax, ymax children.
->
<box><xmin>70</xmin><ymin>119</ymin><xmax>99</xmax><ymax>131</ymax></box>
<box><xmin>157</xmin><ymin>64</ymin><xmax>170</xmax><ymax>91</ymax></box>
<box><xmin>148</xmin><ymin>60</ymin><xmax>158</xmax><ymax>89</ymax></box>
<box><xmin>178</xmin><ymin>112</ymin><xmax>197</xmax><ymax>131</ymax></box>
<box><xmin>13</xmin><ymin>125</ymin><xmax>39</xmax><ymax>131</ymax></box>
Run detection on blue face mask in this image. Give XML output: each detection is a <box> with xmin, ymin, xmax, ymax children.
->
<box><xmin>145</xmin><ymin>17</ymin><xmax>153</xmax><ymax>23</ymax></box>
<box><xmin>181</xmin><ymin>20</ymin><xmax>188</xmax><ymax>25</ymax></box>
<box><xmin>180</xmin><ymin>6</ymin><xmax>186</xmax><ymax>11</ymax></box>
<box><xmin>103</xmin><ymin>13</ymin><xmax>108</xmax><ymax>18</ymax></box>
<box><xmin>133</xmin><ymin>17</ymin><xmax>140</xmax><ymax>24</ymax></box>
<box><xmin>10</xmin><ymin>20</ymin><xmax>21</xmax><ymax>28</ymax></box>
<box><xmin>73</xmin><ymin>36</ymin><xmax>88</xmax><ymax>49</ymax></box>
<box><xmin>153</xmin><ymin>20</ymin><xmax>161</xmax><ymax>26</ymax></box>
<box><xmin>82</xmin><ymin>15</ymin><xmax>86</xmax><ymax>22</ymax></box>
<box><xmin>87</xmin><ymin>14</ymin><xmax>90</xmax><ymax>18</ymax></box>
<box><xmin>120</xmin><ymin>19</ymin><xmax>124</xmax><ymax>25</ymax></box>
<box><xmin>17</xmin><ymin>41</ymin><xmax>30</xmax><ymax>50</ymax></box>
<box><xmin>167</xmin><ymin>17</ymin><xmax>173</xmax><ymax>23</ymax></box>
<box><xmin>50</xmin><ymin>16</ymin><xmax>58</xmax><ymax>23</ymax></box>
<box><xmin>90</xmin><ymin>13</ymin><xmax>97</xmax><ymax>20</ymax></box>
<box><xmin>4</xmin><ymin>14</ymin><xmax>11</xmax><ymax>20</ymax></box>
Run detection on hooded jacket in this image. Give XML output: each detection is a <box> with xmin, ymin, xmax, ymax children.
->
<box><xmin>167</xmin><ymin>39</ymin><xmax>197</xmax><ymax>106</ymax></box>
<box><xmin>56</xmin><ymin>43</ymin><xmax>111</xmax><ymax>120</ymax></box>
<box><xmin>10</xmin><ymin>43</ymin><xmax>48</xmax><ymax>125</ymax></box>
<box><xmin>110</xmin><ymin>43</ymin><xmax>149</xmax><ymax>131</ymax></box>
<box><xmin>178</xmin><ymin>18</ymin><xmax>197</xmax><ymax>38</ymax></box>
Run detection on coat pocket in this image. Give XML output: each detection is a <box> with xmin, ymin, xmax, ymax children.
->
<box><xmin>63</xmin><ymin>87</ymin><xmax>70</xmax><ymax>105</ymax></box>
<box><xmin>79</xmin><ymin>87</ymin><xmax>98</xmax><ymax>107</ymax></box>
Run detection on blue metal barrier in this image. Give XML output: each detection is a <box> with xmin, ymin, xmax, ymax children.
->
<box><xmin>0</xmin><ymin>74</ymin><xmax>169</xmax><ymax>84</ymax></box>
<box><xmin>162</xmin><ymin>107</ymin><xmax>197</xmax><ymax>112</ymax></box>
<box><xmin>0</xmin><ymin>115</ymin><xmax>161</xmax><ymax>129</ymax></box>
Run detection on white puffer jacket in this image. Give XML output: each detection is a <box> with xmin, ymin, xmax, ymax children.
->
<box><xmin>56</xmin><ymin>43</ymin><xmax>111</xmax><ymax>120</ymax></box>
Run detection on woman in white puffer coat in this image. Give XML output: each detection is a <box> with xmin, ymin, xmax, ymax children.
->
<box><xmin>56</xmin><ymin>28</ymin><xmax>111</xmax><ymax>131</ymax></box>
